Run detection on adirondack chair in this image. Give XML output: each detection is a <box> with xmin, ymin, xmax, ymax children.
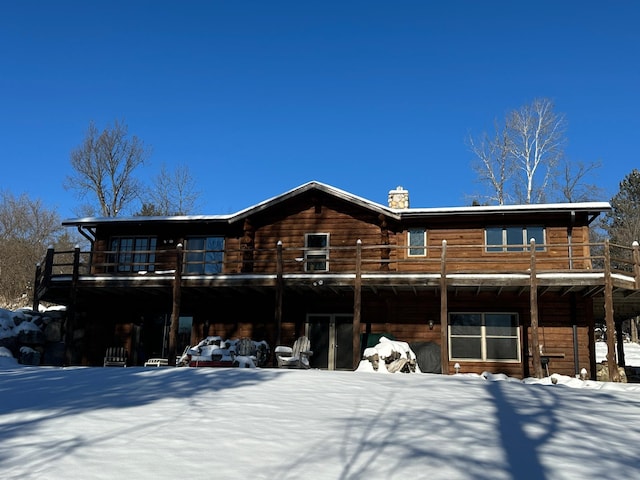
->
<box><xmin>275</xmin><ymin>336</ymin><xmax>313</xmax><ymax>369</ymax></box>
<box><xmin>103</xmin><ymin>347</ymin><xmax>127</xmax><ymax>367</ymax></box>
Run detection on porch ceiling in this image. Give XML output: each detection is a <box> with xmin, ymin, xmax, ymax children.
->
<box><xmin>40</xmin><ymin>272</ymin><xmax>640</xmax><ymax>321</ymax></box>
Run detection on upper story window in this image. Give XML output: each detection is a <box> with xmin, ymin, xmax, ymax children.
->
<box><xmin>449</xmin><ymin>313</ymin><xmax>520</xmax><ymax>362</ymax></box>
<box><xmin>184</xmin><ymin>236</ymin><xmax>224</xmax><ymax>274</ymax></box>
<box><xmin>305</xmin><ymin>233</ymin><xmax>329</xmax><ymax>272</ymax></box>
<box><xmin>109</xmin><ymin>236</ymin><xmax>157</xmax><ymax>272</ymax></box>
<box><xmin>485</xmin><ymin>226</ymin><xmax>545</xmax><ymax>252</ymax></box>
<box><xmin>407</xmin><ymin>228</ymin><xmax>427</xmax><ymax>257</ymax></box>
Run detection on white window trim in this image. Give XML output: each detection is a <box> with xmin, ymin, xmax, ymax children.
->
<box><xmin>407</xmin><ymin>228</ymin><xmax>427</xmax><ymax>257</ymax></box>
<box><xmin>304</xmin><ymin>233</ymin><xmax>330</xmax><ymax>272</ymax></box>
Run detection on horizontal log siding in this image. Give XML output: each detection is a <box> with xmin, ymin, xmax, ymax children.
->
<box><xmin>390</xmin><ymin>226</ymin><xmax>577</xmax><ymax>274</ymax></box>
<box><xmin>573</xmin><ymin>226</ymin><xmax>593</xmax><ymax>269</ymax></box>
<box><xmin>526</xmin><ymin>326</ymin><xmax>591</xmax><ymax>377</ymax></box>
<box><xmin>203</xmin><ymin>322</ymin><xmax>259</xmax><ymax>341</ymax></box>
<box><xmin>448</xmin><ymin>361</ymin><xmax>524</xmax><ymax>377</ymax></box>
<box><xmin>223</xmin><ymin>237</ymin><xmax>242</xmax><ymax>273</ymax></box>
<box><xmin>91</xmin><ymin>238</ymin><xmax>108</xmax><ymax>273</ymax></box>
<box><xmin>251</xmin><ymin>205</ymin><xmax>383</xmax><ymax>274</ymax></box>
<box><xmin>85</xmin><ymin>207</ymin><xmax>597</xmax><ymax>276</ymax></box>
<box><xmin>357</xmin><ymin>291</ymin><xmax>593</xmax><ymax>378</ymax></box>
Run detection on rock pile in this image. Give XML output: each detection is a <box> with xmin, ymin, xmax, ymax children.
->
<box><xmin>0</xmin><ymin>306</ymin><xmax>67</xmax><ymax>366</ymax></box>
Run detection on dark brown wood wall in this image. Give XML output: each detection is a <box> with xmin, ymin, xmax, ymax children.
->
<box><xmin>86</xmin><ymin>198</ymin><xmax>596</xmax><ymax>276</ymax></box>
<box><xmin>250</xmin><ymin>203</ymin><xmax>385</xmax><ymax>274</ymax></box>
<box><xmin>349</xmin><ymin>290</ymin><xmax>593</xmax><ymax>378</ymax></box>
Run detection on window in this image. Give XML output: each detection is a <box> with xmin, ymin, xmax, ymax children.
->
<box><xmin>185</xmin><ymin>237</ymin><xmax>224</xmax><ymax>274</ymax></box>
<box><xmin>305</xmin><ymin>233</ymin><xmax>329</xmax><ymax>272</ymax></box>
<box><xmin>109</xmin><ymin>236</ymin><xmax>157</xmax><ymax>272</ymax></box>
<box><xmin>485</xmin><ymin>226</ymin><xmax>545</xmax><ymax>252</ymax></box>
<box><xmin>449</xmin><ymin>313</ymin><xmax>520</xmax><ymax>361</ymax></box>
<box><xmin>407</xmin><ymin>228</ymin><xmax>427</xmax><ymax>256</ymax></box>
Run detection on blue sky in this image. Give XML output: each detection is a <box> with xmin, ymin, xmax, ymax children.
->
<box><xmin>1</xmin><ymin>1</ymin><xmax>638</xmax><ymax>218</ymax></box>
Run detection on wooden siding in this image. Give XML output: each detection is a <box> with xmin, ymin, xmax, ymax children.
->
<box><xmin>391</xmin><ymin>226</ymin><xmax>587</xmax><ymax>273</ymax></box>
<box><xmin>39</xmin><ymin>190</ymin><xmax>627</xmax><ymax>374</ymax></box>
<box><xmin>526</xmin><ymin>326</ymin><xmax>592</xmax><ymax>378</ymax></box>
<box><xmin>250</xmin><ymin>204</ymin><xmax>384</xmax><ymax>274</ymax></box>
<box><xmin>81</xmin><ymin>194</ymin><xmax>602</xmax><ymax>277</ymax></box>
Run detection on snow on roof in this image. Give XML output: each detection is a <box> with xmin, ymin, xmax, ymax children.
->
<box><xmin>401</xmin><ymin>201</ymin><xmax>611</xmax><ymax>216</ymax></box>
<box><xmin>61</xmin><ymin>180</ymin><xmax>611</xmax><ymax>226</ymax></box>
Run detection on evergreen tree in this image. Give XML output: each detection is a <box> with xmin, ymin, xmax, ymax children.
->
<box><xmin>604</xmin><ymin>169</ymin><xmax>640</xmax><ymax>246</ymax></box>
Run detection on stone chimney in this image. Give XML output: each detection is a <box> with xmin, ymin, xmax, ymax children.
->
<box><xmin>388</xmin><ymin>186</ymin><xmax>410</xmax><ymax>209</ymax></box>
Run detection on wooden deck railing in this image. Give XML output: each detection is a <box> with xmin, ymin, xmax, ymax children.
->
<box><xmin>34</xmin><ymin>240</ymin><xmax>640</xmax><ymax>296</ymax></box>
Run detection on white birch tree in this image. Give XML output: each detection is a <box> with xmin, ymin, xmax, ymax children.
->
<box><xmin>470</xmin><ymin>98</ymin><xmax>572</xmax><ymax>204</ymax></box>
<box><xmin>507</xmin><ymin>98</ymin><xmax>566</xmax><ymax>204</ymax></box>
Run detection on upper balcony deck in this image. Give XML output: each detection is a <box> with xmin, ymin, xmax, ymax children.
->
<box><xmin>35</xmin><ymin>239</ymin><xmax>640</xmax><ymax>302</ymax></box>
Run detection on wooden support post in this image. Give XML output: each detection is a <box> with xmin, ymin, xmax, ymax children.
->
<box><xmin>275</xmin><ymin>241</ymin><xmax>283</xmax><ymax>347</ymax></box>
<box><xmin>603</xmin><ymin>239</ymin><xmax>620</xmax><ymax>381</ymax></box>
<box><xmin>570</xmin><ymin>293</ymin><xmax>580</xmax><ymax>376</ymax></box>
<box><xmin>68</xmin><ymin>246</ymin><xmax>81</xmax><ymax>361</ymax></box>
<box><xmin>32</xmin><ymin>245</ymin><xmax>55</xmax><ymax>310</ymax></box>
<box><xmin>633</xmin><ymin>241</ymin><xmax>640</xmax><ymax>290</ymax></box>
<box><xmin>440</xmin><ymin>240</ymin><xmax>449</xmax><ymax>374</ymax></box>
<box><xmin>353</xmin><ymin>239</ymin><xmax>362</xmax><ymax>370</ymax></box>
<box><xmin>630</xmin><ymin>241</ymin><xmax>639</xmax><ymax>346</ymax></box>
<box><xmin>167</xmin><ymin>243</ymin><xmax>183</xmax><ymax>367</ymax></box>
<box><xmin>616</xmin><ymin>320</ymin><xmax>626</xmax><ymax>367</ymax></box>
<box><xmin>72</xmin><ymin>245</ymin><xmax>81</xmax><ymax>286</ymax></box>
<box><xmin>43</xmin><ymin>246</ymin><xmax>54</xmax><ymax>288</ymax></box>
<box><xmin>530</xmin><ymin>239</ymin><xmax>543</xmax><ymax>379</ymax></box>
<box><xmin>33</xmin><ymin>262</ymin><xmax>41</xmax><ymax>312</ymax></box>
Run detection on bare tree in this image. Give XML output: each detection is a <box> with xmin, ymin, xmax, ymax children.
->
<box><xmin>65</xmin><ymin>120</ymin><xmax>151</xmax><ymax>217</ymax></box>
<box><xmin>469</xmin><ymin>98</ymin><xmax>568</xmax><ymax>204</ymax></box>
<box><xmin>554</xmin><ymin>159</ymin><xmax>604</xmax><ymax>202</ymax></box>
<box><xmin>468</xmin><ymin>122</ymin><xmax>513</xmax><ymax>205</ymax></box>
<box><xmin>140</xmin><ymin>163</ymin><xmax>201</xmax><ymax>216</ymax></box>
<box><xmin>0</xmin><ymin>191</ymin><xmax>62</xmax><ymax>306</ymax></box>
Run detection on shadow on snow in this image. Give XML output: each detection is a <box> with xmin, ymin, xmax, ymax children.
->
<box><xmin>273</xmin><ymin>375</ymin><xmax>640</xmax><ymax>480</ymax></box>
<box><xmin>0</xmin><ymin>366</ymin><xmax>278</xmax><ymax>465</ymax></box>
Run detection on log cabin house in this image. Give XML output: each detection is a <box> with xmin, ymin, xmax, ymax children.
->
<box><xmin>34</xmin><ymin>181</ymin><xmax>640</xmax><ymax>378</ymax></box>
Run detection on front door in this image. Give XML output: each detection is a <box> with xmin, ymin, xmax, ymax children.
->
<box><xmin>306</xmin><ymin>314</ymin><xmax>353</xmax><ymax>370</ymax></box>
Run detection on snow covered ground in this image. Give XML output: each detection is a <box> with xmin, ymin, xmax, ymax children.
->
<box><xmin>1</xmin><ymin>345</ymin><xmax>640</xmax><ymax>479</ymax></box>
